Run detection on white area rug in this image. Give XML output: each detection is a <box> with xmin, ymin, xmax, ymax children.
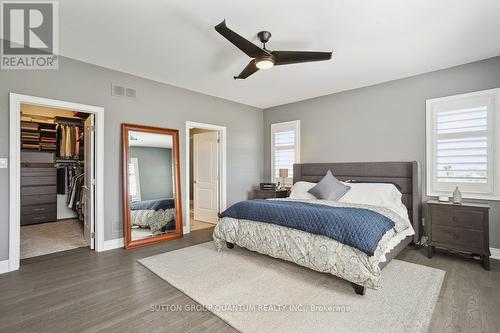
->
<box><xmin>139</xmin><ymin>242</ymin><xmax>445</xmax><ymax>333</ymax></box>
<box><xmin>21</xmin><ymin>219</ymin><xmax>87</xmax><ymax>259</ymax></box>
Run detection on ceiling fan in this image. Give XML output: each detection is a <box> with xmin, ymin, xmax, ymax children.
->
<box><xmin>214</xmin><ymin>20</ymin><xmax>332</xmax><ymax>80</ymax></box>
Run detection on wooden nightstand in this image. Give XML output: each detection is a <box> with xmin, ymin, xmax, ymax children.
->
<box><xmin>426</xmin><ymin>200</ymin><xmax>490</xmax><ymax>270</ymax></box>
<box><xmin>253</xmin><ymin>189</ymin><xmax>289</xmax><ymax>199</ymax></box>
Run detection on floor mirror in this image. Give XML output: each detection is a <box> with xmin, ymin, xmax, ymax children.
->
<box><xmin>122</xmin><ymin>123</ymin><xmax>183</xmax><ymax>249</ymax></box>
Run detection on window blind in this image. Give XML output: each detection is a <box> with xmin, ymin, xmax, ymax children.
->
<box><xmin>436</xmin><ymin>106</ymin><xmax>488</xmax><ymax>184</ymax></box>
<box><xmin>271</xmin><ymin>121</ymin><xmax>300</xmax><ymax>185</ymax></box>
<box><xmin>129</xmin><ymin>158</ymin><xmax>141</xmax><ymax>201</ymax></box>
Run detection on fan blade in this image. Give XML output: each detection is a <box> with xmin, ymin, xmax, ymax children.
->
<box><xmin>272</xmin><ymin>51</ymin><xmax>332</xmax><ymax>65</ymax></box>
<box><xmin>233</xmin><ymin>60</ymin><xmax>259</xmax><ymax>80</ymax></box>
<box><xmin>215</xmin><ymin>20</ymin><xmax>270</xmax><ymax>58</ymax></box>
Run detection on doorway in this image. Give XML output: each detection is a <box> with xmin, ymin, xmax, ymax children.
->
<box><xmin>185</xmin><ymin>121</ymin><xmax>226</xmax><ymax>233</ymax></box>
<box><xmin>8</xmin><ymin>94</ymin><xmax>104</xmax><ymax>272</ymax></box>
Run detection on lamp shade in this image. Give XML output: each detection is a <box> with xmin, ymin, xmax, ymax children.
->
<box><xmin>279</xmin><ymin>168</ymin><xmax>288</xmax><ymax>178</ymax></box>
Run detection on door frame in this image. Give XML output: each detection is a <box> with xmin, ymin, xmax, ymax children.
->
<box><xmin>185</xmin><ymin>121</ymin><xmax>226</xmax><ymax>234</ymax></box>
<box><xmin>8</xmin><ymin>93</ymin><xmax>105</xmax><ymax>272</ymax></box>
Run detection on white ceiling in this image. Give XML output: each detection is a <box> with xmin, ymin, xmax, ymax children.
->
<box><xmin>60</xmin><ymin>0</ymin><xmax>500</xmax><ymax>109</ymax></box>
<box><xmin>129</xmin><ymin>131</ymin><xmax>172</xmax><ymax>149</ymax></box>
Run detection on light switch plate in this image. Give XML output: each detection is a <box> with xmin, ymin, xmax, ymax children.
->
<box><xmin>0</xmin><ymin>158</ymin><xmax>8</xmax><ymax>168</ymax></box>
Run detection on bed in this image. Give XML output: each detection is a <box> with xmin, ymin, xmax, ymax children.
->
<box><xmin>213</xmin><ymin>162</ymin><xmax>421</xmax><ymax>295</ymax></box>
<box><xmin>130</xmin><ymin>198</ymin><xmax>177</xmax><ymax>236</ymax></box>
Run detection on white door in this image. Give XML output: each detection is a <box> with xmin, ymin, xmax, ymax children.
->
<box><xmin>83</xmin><ymin>114</ymin><xmax>95</xmax><ymax>249</ymax></box>
<box><xmin>194</xmin><ymin>131</ymin><xmax>219</xmax><ymax>223</ymax></box>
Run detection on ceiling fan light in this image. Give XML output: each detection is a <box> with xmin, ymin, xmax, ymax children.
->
<box><xmin>255</xmin><ymin>57</ymin><xmax>274</xmax><ymax>70</ymax></box>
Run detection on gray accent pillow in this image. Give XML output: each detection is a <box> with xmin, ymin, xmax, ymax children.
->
<box><xmin>308</xmin><ymin>170</ymin><xmax>351</xmax><ymax>200</ymax></box>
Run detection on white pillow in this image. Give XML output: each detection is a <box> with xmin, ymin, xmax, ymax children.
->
<box><xmin>338</xmin><ymin>182</ymin><xmax>408</xmax><ymax>219</ymax></box>
<box><xmin>289</xmin><ymin>181</ymin><xmax>317</xmax><ymax>200</ymax></box>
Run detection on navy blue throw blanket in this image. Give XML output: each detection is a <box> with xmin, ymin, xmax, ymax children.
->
<box><xmin>219</xmin><ymin>200</ymin><xmax>395</xmax><ymax>256</ymax></box>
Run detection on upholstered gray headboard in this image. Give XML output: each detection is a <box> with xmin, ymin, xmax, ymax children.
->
<box><xmin>293</xmin><ymin>161</ymin><xmax>421</xmax><ymax>243</ymax></box>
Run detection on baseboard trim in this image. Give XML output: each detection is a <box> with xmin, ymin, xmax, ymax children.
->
<box><xmin>490</xmin><ymin>247</ymin><xmax>500</xmax><ymax>260</ymax></box>
<box><xmin>0</xmin><ymin>260</ymin><xmax>9</xmax><ymax>274</ymax></box>
<box><xmin>101</xmin><ymin>238</ymin><xmax>124</xmax><ymax>251</ymax></box>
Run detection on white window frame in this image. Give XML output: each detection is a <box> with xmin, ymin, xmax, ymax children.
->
<box><xmin>129</xmin><ymin>157</ymin><xmax>142</xmax><ymax>202</ymax></box>
<box><xmin>426</xmin><ymin>88</ymin><xmax>500</xmax><ymax>200</ymax></box>
<box><xmin>271</xmin><ymin>120</ymin><xmax>300</xmax><ymax>186</ymax></box>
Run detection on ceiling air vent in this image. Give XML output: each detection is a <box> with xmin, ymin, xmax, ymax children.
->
<box><xmin>111</xmin><ymin>83</ymin><xmax>137</xmax><ymax>99</ymax></box>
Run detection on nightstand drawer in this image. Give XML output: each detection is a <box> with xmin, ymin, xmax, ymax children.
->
<box><xmin>432</xmin><ymin>225</ymin><xmax>484</xmax><ymax>249</ymax></box>
<box><xmin>430</xmin><ymin>205</ymin><xmax>484</xmax><ymax>230</ymax></box>
<box><xmin>253</xmin><ymin>190</ymin><xmax>288</xmax><ymax>199</ymax></box>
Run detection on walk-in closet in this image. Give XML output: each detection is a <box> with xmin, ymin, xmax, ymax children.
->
<box><xmin>20</xmin><ymin>104</ymin><xmax>95</xmax><ymax>259</ymax></box>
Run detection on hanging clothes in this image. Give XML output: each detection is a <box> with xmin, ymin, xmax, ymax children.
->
<box><xmin>74</xmin><ymin>126</ymin><xmax>80</xmax><ymax>160</ymax></box>
<box><xmin>56</xmin><ymin>124</ymin><xmax>62</xmax><ymax>156</ymax></box>
<box><xmin>59</xmin><ymin>125</ymin><xmax>66</xmax><ymax>157</ymax></box>
<box><xmin>65</xmin><ymin>125</ymin><xmax>72</xmax><ymax>157</ymax></box>
<box><xmin>56</xmin><ymin>120</ymin><xmax>84</xmax><ymax>160</ymax></box>
<box><xmin>68</xmin><ymin>173</ymin><xmax>84</xmax><ymax>210</ymax></box>
<box><xmin>55</xmin><ymin>161</ymin><xmax>85</xmax><ymax>222</ymax></box>
<box><xmin>57</xmin><ymin>168</ymin><xmax>65</xmax><ymax>194</ymax></box>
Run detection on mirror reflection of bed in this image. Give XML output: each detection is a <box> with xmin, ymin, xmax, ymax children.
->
<box><xmin>128</xmin><ymin>130</ymin><xmax>176</xmax><ymax>241</ymax></box>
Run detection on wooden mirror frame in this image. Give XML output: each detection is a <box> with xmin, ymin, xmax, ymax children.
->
<box><xmin>122</xmin><ymin>123</ymin><xmax>183</xmax><ymax>249</ymax></box>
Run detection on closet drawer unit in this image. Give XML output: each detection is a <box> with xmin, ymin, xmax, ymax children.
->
<box><xmin>21</xmin><ymin>185</ymin><xmax>57</xmax><ymax>196</ymax></box>
<box><xmin>21</xmin><ymin>167</ymin><xmax>56</xmax><ymax>176</ymax></box>
<box><xmin>21</xmin><ymin>175</ymin><xmax>57</xmax><ymax>186</ymax></box>
<box><xmin>21</xmin><ymin>212</ymin><xmax>57</xmax><ymax>225</ymax></box>
<box><xmin>21</xmin><ymin>203</ymin><xmax>57</xmax><ymax>217</ymax></box>
<box><xmin>21</xmin><ymin>194</ymin><xmax>57</xmax><ymax>206</ymax></box>
<box><xmin>20</xmin><ymin>164</ymin><xmax>58</xmax><ymax>225</ymax></box>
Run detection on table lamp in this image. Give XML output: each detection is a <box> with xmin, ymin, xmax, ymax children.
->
<box><xmin>279</xmin><ymin>168</ymin><xmax>288</xmax><ymax>189</ymax></box>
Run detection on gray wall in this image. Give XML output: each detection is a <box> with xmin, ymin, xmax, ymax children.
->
<box><xmin>264</xmin><ymin>56</ymin><xmax>500</xmax><ymax>248</ymax></box>
<box><xmin>0</xmin><ymin>56</ymin><xmax>264</xmax><ymax>261</ymax></box>
<box><xmin>129</xmin><ymin>147</ymin><xmax>173</xmax><ymax>201</ymax></box>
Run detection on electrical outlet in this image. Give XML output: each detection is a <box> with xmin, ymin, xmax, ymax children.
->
<box><xmin>0</xmin><ymin>158</ymin><xmax>7</xmax><ymax>168</ymax></box>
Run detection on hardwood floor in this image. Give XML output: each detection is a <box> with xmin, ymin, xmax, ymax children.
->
<box><xmin>0</xmin><ymin>227</ymin><xmax>498</xmax><ymax>333</ymax></box>
<box><xmin>398</xmin><ymin>247</ymin><xmax>500</xmax><ymax>333</ymax></box>
<box><xmin>189</xmin><ymin>208</ymin><xmax>216</xmax><ymax>231</ymax></box>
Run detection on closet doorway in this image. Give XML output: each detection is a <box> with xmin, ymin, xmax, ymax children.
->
<box><xmin>185</xmin><ymin>121</ymin><xmax>227</xmax><ymax>233</ymax></box>
<box><xmin>8</xmin><ymin>94</ymin><xmax>104</xmax><ymax>272</ymax></box>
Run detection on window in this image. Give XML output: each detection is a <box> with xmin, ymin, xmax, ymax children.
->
<box><xmin>271</xmin><ymin>120</ymin><xmax>300</xmax><ymax>186</ymax></box>
<box><xmin>426</xmin><ymin>88</ymin><xmax>500</xmax><ymax>199</ymax></box>
<box><xmin>128</xmin><ymin>157</ymin><xmax>142</xmax><ymax>202</ymax></box>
